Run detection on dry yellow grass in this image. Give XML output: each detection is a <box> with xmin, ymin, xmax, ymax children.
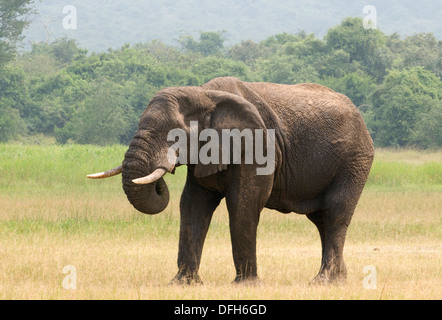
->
<box><xmin>0</xmin><ymin>146</ymin><xmax>440</xmax><ymax>299</ymax></box>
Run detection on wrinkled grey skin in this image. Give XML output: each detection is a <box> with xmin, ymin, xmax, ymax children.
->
<box><xmin>118</xmin><ymin>77</ymin><xmax>374</xmax><ymax>285</ymax></box>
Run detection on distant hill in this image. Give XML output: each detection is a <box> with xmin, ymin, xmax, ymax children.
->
<box><xmin>23</xmin><ymin>0</ymin><xmax>442</xmax><ymax>52</ymax></box>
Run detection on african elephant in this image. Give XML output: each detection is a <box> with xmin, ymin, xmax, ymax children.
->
<box><xmin>88</xmin><ymin>76</ymin><xmax>374</xmax><ymax>285</ymax></box>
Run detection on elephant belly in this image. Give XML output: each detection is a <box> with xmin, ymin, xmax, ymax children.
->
<box><xmin>265</xmin><ymin>166</ymin><xmax>331</xmax><ymax>215</ymax></box>
<box><xmin>265</xmin><ymin>194</ymin><xmax>324</xmax><ymax>215</ymax></box>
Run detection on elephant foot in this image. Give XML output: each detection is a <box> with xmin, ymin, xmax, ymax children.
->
<box><xmin>309</xmin><ymin>271</ymin><xmax>346</xmax><ymax>286</ymax></box>
<box><xmin>169</xmin><ymin>272</ymin><xmax>203</xmax><ymax>286</ymax></box>
<box><xmin>310</xmin><ymin>259</ymin><xmax>347</xmax><ymax>285</ymax></box>
<box><xmin>232</xmin><ymin>275</ymin><xmax>262</xmax><ymax>286</ymax></box>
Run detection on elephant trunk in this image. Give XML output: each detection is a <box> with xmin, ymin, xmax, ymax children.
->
<box><xmin>122</xmin><ymin>147</ymin><xmax>170</xmax><ymax>215</ymax></box>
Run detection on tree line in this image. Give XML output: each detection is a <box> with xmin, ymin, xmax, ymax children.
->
<box><xmin>1</xmin><ymin>17</ymin><xmax>441</xmax><ymax>148</ymax></box>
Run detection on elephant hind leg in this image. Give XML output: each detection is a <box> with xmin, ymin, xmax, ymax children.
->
<box><xmin>307</xmin><ymin>178</ymin><xmax>364</xmax><ymax>284</ymax></box>
<box><xmin>307</xmin><ymin>208</ymin><xmax>350</xmax><ymax>285</ymax></box>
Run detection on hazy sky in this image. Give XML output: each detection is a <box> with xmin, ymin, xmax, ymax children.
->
<box><xmin>23</xmin><ymin>0</ymin><xmax>441</xmax><ymax>51</ymax></box>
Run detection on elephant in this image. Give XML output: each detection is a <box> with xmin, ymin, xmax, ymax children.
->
<box><xmin>88</xmin><ymin>76</ymin><xmax>374</xmax><ymax>285</ymax></box>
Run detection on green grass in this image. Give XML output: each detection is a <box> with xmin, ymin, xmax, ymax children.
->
<box><xmin>0</xmin><ymin>144</ymin><xmax>126</xmax><ymax>194</ymax></box>
<box><xmin>0</xmin><ymin>144</ymin><xmax>441</xmax><ymax>299</ymax></box>
<box><xmin>366</xmin><ymin>149</ymin><xmax>442</xmax><ymax>190</ymax></box>
<box><xmin>1</xmin><ymin>144</ymin><xmax>440</xmax><ymax>197</ymax></box>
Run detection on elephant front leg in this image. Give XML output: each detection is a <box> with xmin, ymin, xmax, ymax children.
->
<box><xmin>226</xmin><ymin>169</ymin><xmax>272</xmax><ymax>284</ymax></box>
<box><xmin>228</xmin><ymin>211</ymin><xmax>260</xmax><ymax>283</ymax></box>
<box><xmin>171</xmin><ymin>174</ymin><xmax>221</xmax><ymax>285</ymax></box>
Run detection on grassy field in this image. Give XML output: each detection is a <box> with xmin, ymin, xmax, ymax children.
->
<box><xmin>0</xmin><ymin>144</ymin><xmax>440</xmax><ymax>299</ymax></box>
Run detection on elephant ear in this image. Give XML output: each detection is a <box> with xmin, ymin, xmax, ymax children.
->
<box><xmin>193</xmin><ymin>90</ymin><xmax>267</xmax><ymax>178</ymax></box>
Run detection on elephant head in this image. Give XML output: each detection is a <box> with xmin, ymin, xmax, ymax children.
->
<box><xmin>87</xmin><ymin>86</ymin><xmax>267</xmax><ymax>215</ymax></box>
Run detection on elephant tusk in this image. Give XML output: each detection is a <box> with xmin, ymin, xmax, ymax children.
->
<box><xmin>132</xmin><ymin>168</ymin><xmax>167</xmax><ymax>185</ymax></box>
<box><xmin>87</xmin><ymin>165</ymin><xmax>123</xmax><ymax>179</ymax></box>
